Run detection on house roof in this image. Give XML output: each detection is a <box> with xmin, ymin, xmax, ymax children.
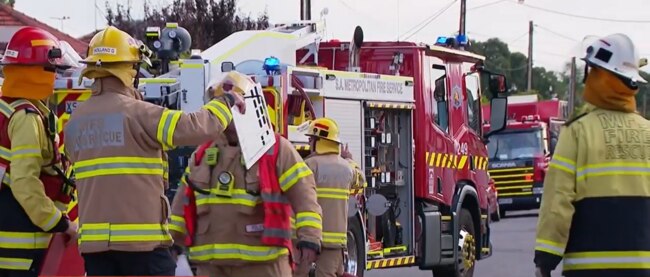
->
<box><xmin>0</xmin><ymin>4</ymin><xmax>87</xmax><ymax>56</ymax></box>
<box><xmin>78</xmin><ymin>30</ymin><xmax>100</xmax><ymax>44</ymax></box>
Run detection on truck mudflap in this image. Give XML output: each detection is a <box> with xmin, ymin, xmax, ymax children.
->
<box><xmin>417</xmin><ymin>201</ymin><xmax>443</xmax><ymax>269</ymax></box>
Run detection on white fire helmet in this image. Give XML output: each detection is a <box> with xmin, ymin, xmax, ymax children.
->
<box><xmin>581</xmin><ymin>33</ymin><xmax>646</xmax><ymax>84</ymax></box>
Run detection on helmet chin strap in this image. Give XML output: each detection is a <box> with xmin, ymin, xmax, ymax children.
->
<box><xmin>583</xmin><ymin>63</ymin><xmax>638</xmax><ymax>90</ymax></box>
<box><xmin>132</xmin><ymin>62</ymin><xmax>141</xmax><ymax>89</ymax></box>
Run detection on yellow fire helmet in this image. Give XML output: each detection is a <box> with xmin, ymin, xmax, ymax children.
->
<box><xmin>81</xmin><ymin>26</ymin><xmax>152</xmax><ymax>66</ymax></box>
<box><xmin>209</xmin><ymin>71</ymin><xmax>256</xmax><ymax>97</ymax></box>
<box><xmin>306</xmin><ymin>117</ymin><xmax>341</xmax><ymax>143</ymax></box>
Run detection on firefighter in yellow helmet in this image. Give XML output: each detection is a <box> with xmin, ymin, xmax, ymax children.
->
<box><xmin>293</xmin><ymin>117</ymin><xmax>366</xmax><ymax>277</ymax></box>
<box><xmin>0</xmin><ymin>26</ymin><xmax>78</xmax><ymax>277</ymax></box>
<box><xmin>168</xmin><ymin>71</ymin><xmax>323</xmax><ymax>277</ymax></box>
<box><xmin>534</xmin><ymin>33</ymin><xmax>650</xmax><ymax>277</ymax></box>
<box><xmin>62</xmin><ymin>26</ymin><xmax>246</xmax><ymax>276</ymax></box>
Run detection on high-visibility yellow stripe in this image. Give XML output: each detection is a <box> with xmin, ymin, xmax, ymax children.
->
<box><xmin>564</xmin><ymin>251</ymin><xmax>650</xmax><ymax>270</ymax></box>
<box><xmin>169</xmin><ymin>215</ymin><xmax>186</xmax><ymax>234</ymax></box>
<box><xmin>156</xmin><ymin>109</ymin><xmax>182</xmax><ymax>150</ymax></box>
<box><xmin>317</xmin><ymin>187</ymin><xmax>349</xmax><ymax>200</ymax></box>
<box><xmin>73</xmin><ymin>157</ymin><xmax>164</xmax><ymax>179</ymax></box>
<box><xmin>0</xmin><ymin>146</ymin><xmax>10</xmax><ymax>160</ymax></box>
<box><xmin>535</xmin><ymin>239</ymin><xmax>565</xmax><ymax>256</ymax></box>
<box><xmin>576</xmin><ymin>162</ymin><xmax>650</xmax><ymax>181</ymax></box>
<box><xmin>279</xmin><ymin>162</ymin><xmax>313</xmax><ymax>191</ymax></box>
<box><xmin>550</xmin><ymin>155</ymin><xmax>576</xmax><ymax>174</ymax></box>
<box><xmin>10</xmin><ymin>145</ymin><xmax>41</xmax><ymax>160</ymax></box>
<box><xmin>0</xmin><ymin>257</ymin><xmax>32</xmax><ymax>270</ymax></box>
<box><xmin>189</xmin><ymin>243</ymin><xmax>289</xmax><ymax>262</ymax></box>
<box><xmin>203</xmin><ymin>100</ymin><xmax>233</xmax><ymax>127</ymax></box>
<box><xmin>295</xmin><ymin>212</ymin><xmax>322</xmax><ymax>230</ymax></box>
<box><xmin>195</xmin><ymin>189</ymin><xmax>261</xmax><ymax>207</ymax></box>
<box><xmin>79</xmin><ymin>223</ymin><xmax>171</xmax><ymax>243</ymax></box>
<box><xmin>0</xmin><ymin>231</ymin><xmax>52</xmax><ymax>249</ymax></box>
<box><xmin>41</xmin><ymin>208</ymin><xmax>62</xmax><ymax>231</ymax></box>
<box><xmin>323</xmin><ymin>232</ymin><xmax>347</xmax><ymax>244</ymax></box>
<box><xmin>0</xmin><ymin>100</ymin><xmax>13</xmax><ymax>117</ymax></box>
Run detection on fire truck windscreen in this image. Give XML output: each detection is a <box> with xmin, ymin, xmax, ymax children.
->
<box><xmin>487</xmin><ymin>129</ymin><xmax>544</xmax><ymax>161</ymax></box>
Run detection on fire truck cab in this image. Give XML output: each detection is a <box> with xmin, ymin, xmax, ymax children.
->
<box><xmin>482</xmin><ymin>95</ymin><xmax>567</xmax><ymax>217</ymax></box>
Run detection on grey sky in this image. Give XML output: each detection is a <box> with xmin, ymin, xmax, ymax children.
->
<box><xmin>14</xmin><ymin>0</ymin><xmax>650</xmax><ymax>73</ymax></box>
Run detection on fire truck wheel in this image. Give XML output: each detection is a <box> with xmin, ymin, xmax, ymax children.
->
<box><xmin>432</xmin><ymin>208</ymin><xmax>476</xmax><ymax>277</ymax></box>
<box><xmin>499</xmin><ymin>207</ymin><xmax>506</xmax><ymax>219</ymax></box>
<box><xmin>491</xmin><ymin>203</ymin><xmax>501</xmax><ymax>222</ymax></box>
<box><xmin>345</xmin><ymin>217</ymin><xmax>365</xmax><ymax>277</ymax></box>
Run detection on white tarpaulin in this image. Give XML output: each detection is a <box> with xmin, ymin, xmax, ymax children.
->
<box><xmin>175</xmin><ymin>254</ymin><xmax>194</xmax><ymax>276</ymax></box>
<box><xmin>231</xmin><ymin>82</ymin><xmax>275</xmax><ymax>169</ymax></box>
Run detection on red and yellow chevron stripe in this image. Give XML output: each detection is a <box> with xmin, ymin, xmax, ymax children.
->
<box><xmin>52</xmin><ymin>89</ymin><xmax>91</xmax><ymax>153</ymax></box>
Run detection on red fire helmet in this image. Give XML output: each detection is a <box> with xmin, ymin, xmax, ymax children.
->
<box><xmin>1</xmin><ymin>26</ymin><xmax>66</xmax><ymax>66</ymax></box>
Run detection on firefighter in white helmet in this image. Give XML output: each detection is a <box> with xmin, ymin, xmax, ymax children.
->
<box><xmin>293</xmin><ymin>117</ymin><xmax>366</xmax><ymax>277</ymax></box>
<box><xmin>168</xmin><ymin>71</ymin><xmax>323</xmax><ymax>277</ymax></box>
<box><xmin>534</xmin><ymin>33</ymin><xmax>650</xmax><ymax>277</ymax></box>
<box><xmin>62</xmin><ymin>26</ymin><xmax>246</xmax><ymax>276</ymax></box>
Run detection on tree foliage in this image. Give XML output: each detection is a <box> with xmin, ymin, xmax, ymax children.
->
<box><xmin>104</xmin><ymin>0</ymin><xmax>269</xmax><ymax>50</ymax></box>
<box><xmin>468</xmin><ymin>38</ymin><xmax>650</xmax><ymax>118</ymax></box>
<box><xmin>1</xmin><ymin>0</ymin><xmax>15</xmax><ymax>7</ymax></box>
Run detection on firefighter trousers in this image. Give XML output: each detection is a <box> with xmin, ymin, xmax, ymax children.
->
<box><xmin>196</xmin><ymin>256</ymin><xmax>292</xmax><ymax>277</ymax></box>
<box><xmin>82</xmin><ymin>247</ymin><xmax>176</xmax><ymax>276</ymax></box>
<box><xmin>294</xmin><ymin>249</ymin><xmax>344</xmax><ymax>277</ymax></box>
<box><xmin>0</xmin><ymin>250</ymin><xmax>45</xmax><ymax>277</ymax></box>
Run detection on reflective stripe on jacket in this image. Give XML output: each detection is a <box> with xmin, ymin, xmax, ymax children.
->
<box><xmin>534</xmin><ymin>108</ymin><xmax>650</xmax><ymax>277</ymax></box>
<box><xmin>0</xmin><ymin>97</ymin><xmax>69</xmax><ymax>271</ymax></box>
<box><xmin>304</xmin><ymin>154</ymin><xmax>356</xmax><ymax>249</ymax></box>
<box><xmin>169</xmin><ymin>135</ymin><xmax>322</xmax><ymax>266</ymax></box>
<box><xmin>64</xmin><ymin>77</ymin><xmax>233</xmax><ymax>254</ymax></box>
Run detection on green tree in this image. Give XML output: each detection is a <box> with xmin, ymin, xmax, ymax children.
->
<box><xmin>105</xmin><ymin>0</ymin><xmax>269</xmax><ymax>50</ymax></box>
<box><xmin>1</xmin><ymin>0</ymin><xmax>15</xmax><ymax>7</ymax></box>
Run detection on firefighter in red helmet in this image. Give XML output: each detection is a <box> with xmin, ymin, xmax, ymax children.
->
<box><xmin>0</xmin><ymin>26</ymin><xmax>78</xmax><ymax>277</ymax></box>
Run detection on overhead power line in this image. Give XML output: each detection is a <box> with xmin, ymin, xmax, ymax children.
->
<box><xmin>468</xmin><ymin>0</ymin><xmax>507</xmax><ymax>11</ymax></box>
<box><xmin>399</xmin><ymin>0</ymin><xmax>458</xmax><ymax>41</ymax></box>
<box><xmin>514</xmin><ymin>1</ymin><xmax>650</xmax><ymax>23</ymax></box>
<box><xmin>534</xmin><ymin>24</ymin><xmax>579</xmax><ymax>42</ymax></box>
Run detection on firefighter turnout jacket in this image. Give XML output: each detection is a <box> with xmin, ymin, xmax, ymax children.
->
<box><xmin>63</xmin><ymin>77</ymin><xmax>236</xmax><ymax>254</ymax></box>
<box><xmin>169</xmin><ymin>135</ymin><xmax>322</xmax><ymax>266</ymax></box>
<box><xmin>303</xmin><ymin>154</ymin><xmax>364</xmax><ymax>249</ymax></box>
<box><xmin>0</xmin><ymin>97</ymin><xmax>70</xmax><ymax>271</ymax></box>
<box><xmin>534</xmin><ymin>108</ymin><xmax>650</xmax><ymax>277</ymax></box>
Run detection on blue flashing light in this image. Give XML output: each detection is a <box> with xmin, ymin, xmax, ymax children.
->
<box><xmin>263</xmin><ymin>56</ymin><xmax>281</xmax><ymax>75</ymax></box>
<box><xmin>456</xmin><ymin>34</ymin><xmax>469</xmax><ymax>46</ymax></box>
<box><xmin>435</xmin><ymin>36</ymin><xmax>448</xmax><ymax>45</ymax></box>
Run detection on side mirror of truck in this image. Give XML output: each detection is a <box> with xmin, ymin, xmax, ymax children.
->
<box><xmin>484</xmin><ymin>97</ymin><xmax>507</xmax><ymax>139</ymax></box>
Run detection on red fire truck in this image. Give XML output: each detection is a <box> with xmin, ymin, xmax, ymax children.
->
<box><xmin>482</xmin><ymin>95</ymin><xmax>568</xmax><ymax>218</ymax></box>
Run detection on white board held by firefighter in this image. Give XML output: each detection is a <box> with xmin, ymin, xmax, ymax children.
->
<box><xmin>231</xmin><ymin>82</ymin><xmax>275</xmax><ymax>169</ymax></box>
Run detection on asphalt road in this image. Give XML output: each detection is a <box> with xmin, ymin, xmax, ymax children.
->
<box><xmin>367</xmin><ymin>210</ymin><xmax>542</xmax><ymax>277</ymax></box>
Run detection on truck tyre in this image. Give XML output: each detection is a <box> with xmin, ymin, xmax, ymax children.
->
<box><xmin>345</xmin><ymin>217</ymin><xmax>365</xmax><ymax>277</ymax></box>
<box><xmin>498</xmin><ymin>207</ymin><xmax>506</xmax><ymax>219</ymax></box>
<box><xmin>432</xmin><ymin>208</ymin><xmax>476</xmax><ymax>277</ymax></box>
<box><xmin>491</xmin><ymin>203</ymin><xmax>501</xmax><ymax>222</ymax></box>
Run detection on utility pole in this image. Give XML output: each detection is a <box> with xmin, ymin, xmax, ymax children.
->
<box><xmin>568</xmin><ymin>57</ymin><xmax>577</xmax><ymax>116</ymax></box>
<box><xmin>459</xmin><ymin>0</ymin><xmax>467</xmax><ymax>50</ymax></box>
<box><xmin>300</xmin><ymin>0</ymin><xmax>311</xmax><ymax>20</ymax></box>
<box><xmin>94</xmin><ymin>0</ymin><xmax>97</xmax><ymax>30</ymax></box>
<box><xmin>527</xmin><ymin>20</ymin><xmax>533</xmax><ymax>92</ymax></box>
